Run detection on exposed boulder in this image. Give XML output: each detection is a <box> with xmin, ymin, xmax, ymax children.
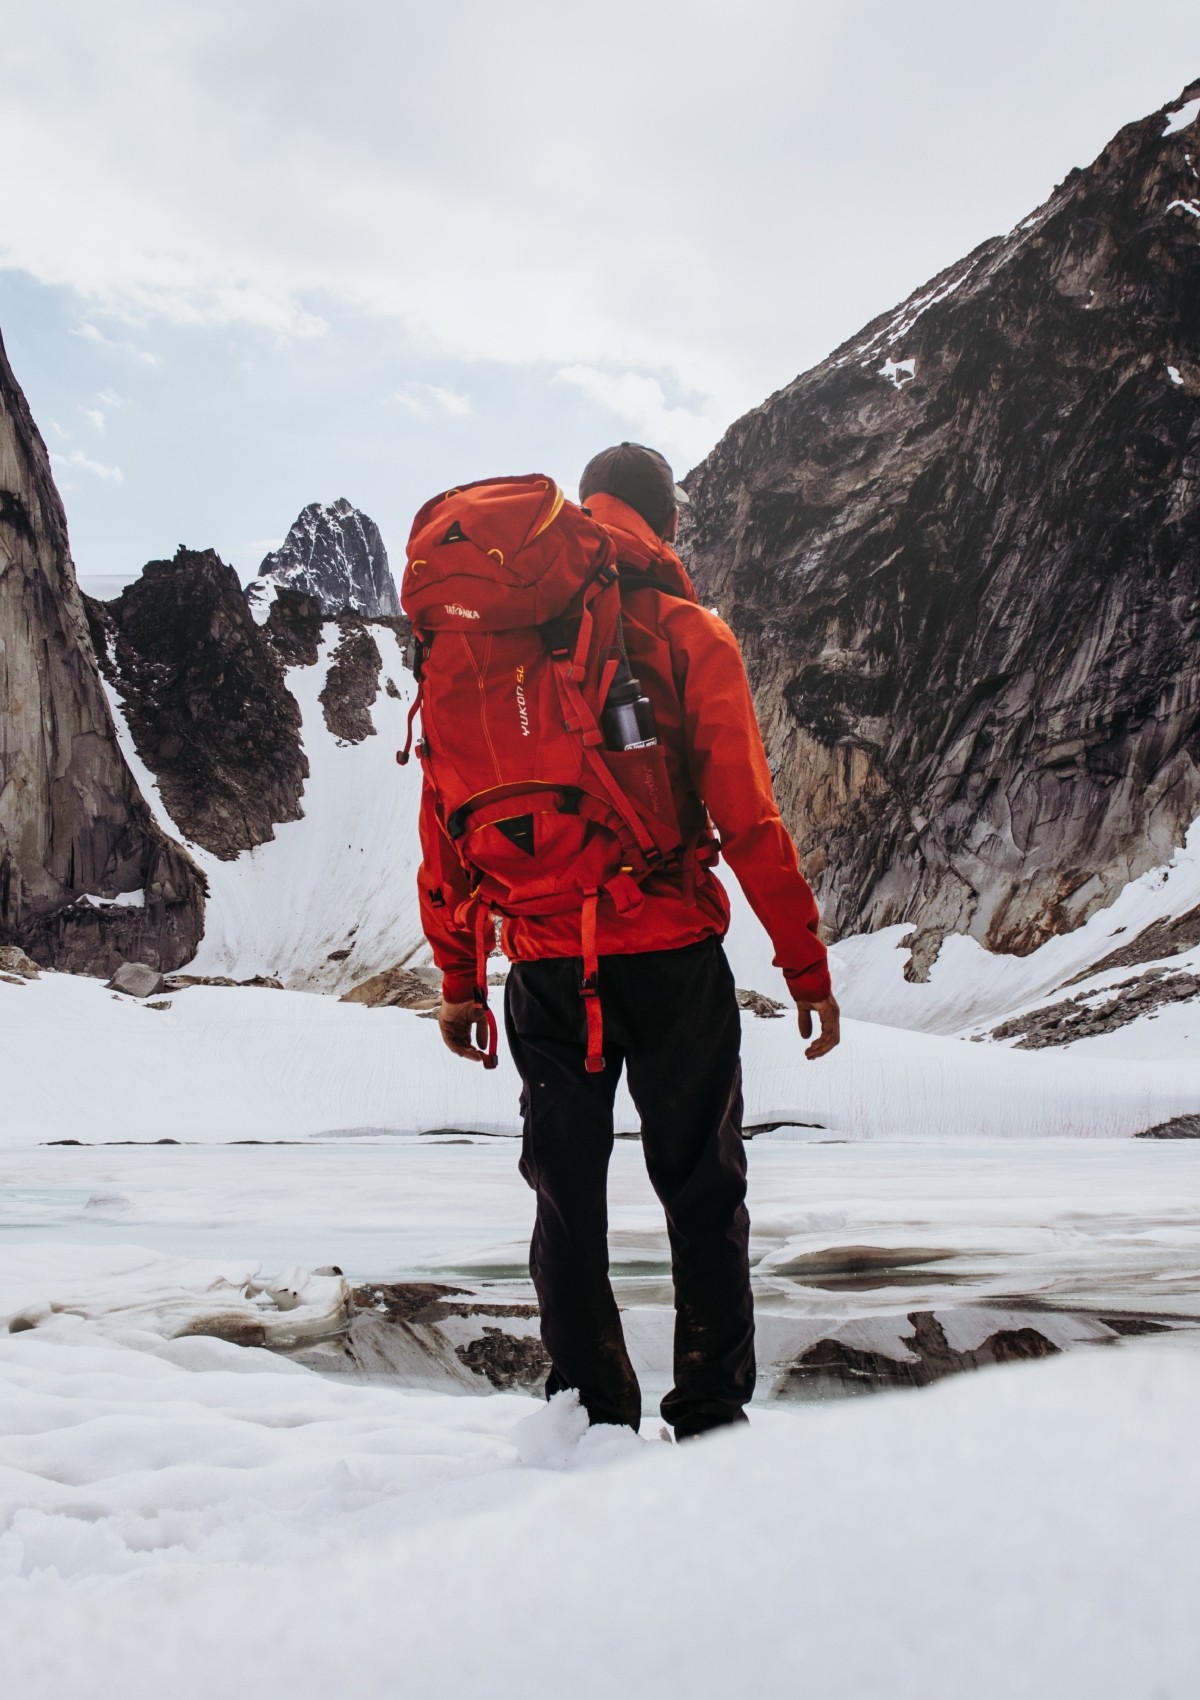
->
<box><xmin>88</xmin><ymin>548</ymin><xmax>310</xmax><ymax>860</ymax></box>
<box><xmin>107</xmin><ymin>961</ymin><xmax>166</xmax><ymax>998</ymax></box>
<box><xmin>682</xmin><ymin>79</ymin><xmax>1200</xmax><ymax>968</ymax></box>
<box><xmin>0</xmin><ymin>945</ymin><xmax>40</xmax><ymax>978</ymax></box>
<box><xmin>247</xmin><ymin>498</ymin><xmax>399</xmax><ymax>619</ymax></box>
<box><xmin>0</xmin><ymin>326</ymin><xmax>205</xmax><ymax>974</ymax></box>
<box><xmin>340</xmin><ymin>964</ymin><xmax>440</xmax><ymax>1009</ymax></box>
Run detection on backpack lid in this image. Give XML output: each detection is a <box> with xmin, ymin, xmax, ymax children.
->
<box><xmin>402</xmin><ymin>474</ymin><xmax>615</xmax><ymax>633</ymax></box>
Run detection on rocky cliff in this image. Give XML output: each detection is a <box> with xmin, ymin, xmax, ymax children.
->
<box><xmin>247</xmin><ymin>498</ymin><xmax>399</xmax><ymax>620</ymax></box>
<box><xmin>87</xmin><ymin>552</ymin><xmax>315</xmax><ymax>860</ymax></box>
<box><xmin>682</xmin><ymin>80</ymin><xmax>1200</xmax><ymax>975</ymax></box>
<box><xmin>0</xmin><ymin>330</ymin><xmax>205</xmax><ymax>974</ymax></box>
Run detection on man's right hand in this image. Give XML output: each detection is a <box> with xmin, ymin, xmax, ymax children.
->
<box><xmin>796</xmin><ymin>993</ymin><xmax>841</xmax><ymax>1060</ymax></box>
<box><xmin>438</xmin><ymin>998</ymin><xmax>492</xmax><ymax>1064</ymax></box>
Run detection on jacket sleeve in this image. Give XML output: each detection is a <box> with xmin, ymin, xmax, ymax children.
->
<box><xmin>418</xmin><ymin>771</ymin><xmax>478</xmax><ymax>1002</ymax></box>
<box><xmin>674</xmin><ymin>609</ymin><xmax>832</xmax><ymax>1003</ymax></box>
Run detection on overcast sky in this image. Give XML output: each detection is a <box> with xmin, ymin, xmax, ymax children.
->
<box><xmin>2</xmin><ymin>0</ymin><xmax>1199</xmax><ymax>583</ymax></box>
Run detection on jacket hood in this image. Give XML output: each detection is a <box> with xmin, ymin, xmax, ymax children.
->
<box><xmin>583</xmin><ymin>492</ymin><xmax>698</xmax><ymax>603</ymax></box>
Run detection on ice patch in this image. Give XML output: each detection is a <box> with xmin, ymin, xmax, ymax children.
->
<box><xmin>1163</xmin><ymin>97</ymin><xmax>1200</xmax><ymax>137</ymax></box>
<box><xmin>511</xmin><ymin>1389</ymin><xmax>644</xmax><ymax>1470</ymax></box>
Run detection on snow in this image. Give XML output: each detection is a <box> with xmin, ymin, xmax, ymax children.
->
<box><xmin>878</xmin><ymin>356</ymin><xmax>916</xmax><ymax>388</ymax></box>
<box><xmin>1165</xmin><ymin>197</ymin><xmax>1200</xmax><ymax>219</ymax></box>
<box><xmin>1168</xmin><ymin>364</ymin><xmax>1184</xmax><ymax>384</ymax></box>
<box><xmin>5</xmin><ymin>963</ymin><xmax>1198</xmax><ymax>1145</ymax></box>
<box><xmin>0</xmin><ymin>1314</ymin><xmax>1198</xmax><ymax>1697</ymax></box>
<box><xmin>1163</xmin><ymin>96</ymin><xmax>1200</xmax><ymax>137</ymax></box>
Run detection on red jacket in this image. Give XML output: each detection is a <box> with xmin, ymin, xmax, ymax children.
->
<box><xmin>418</xmin><ymin>492</ymin><xmax>831</xmax><ymax>1004</ymax></box>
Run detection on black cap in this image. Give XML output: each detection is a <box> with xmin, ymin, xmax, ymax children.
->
<box><xmin>578</xmin><ymin>442</ymin><xmax>688</xmax><ymax>535</ymax></box>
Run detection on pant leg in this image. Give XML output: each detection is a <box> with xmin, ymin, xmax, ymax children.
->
<box><xmin>504</xmin><ymin>957</ymin><xmax>643</xmax><ymax>1430</ymax></box>
<box><xmin>608</xmin><ymin>938</ymin><xmax>755</xmax><ymax>1436</ymax></box>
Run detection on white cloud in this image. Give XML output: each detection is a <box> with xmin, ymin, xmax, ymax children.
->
<box><xmin>1</xmin><ymin>1</ymin><xmax>1196</xmax><ymax>442</ymax></box>
<box><xmin>72</xmin><ymin>322</ymin><xmax>162</xmax><ymax>365</ymax></box>
<box><xmin>82</xmin><ymin>408</ymin><xmax>106</xmax><ymax>430</ymax></box>
<box><xmin>553</xmin><ymin>366</ymin><xmax>720</xmax><ymax>473</ymax></box>
<box><xmin>51</xmin><ymin>449</ymin><xmax>124</xmax><ymax>483</ymax></box>
<box><xmin>393</xmin><ymin>383</ymin><xmax>471</xmax><ymax>418</ymax></box>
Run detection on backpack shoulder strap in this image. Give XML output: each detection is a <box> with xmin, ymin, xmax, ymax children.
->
<box><xmin>617</xmin><ymin>569</ymin><xmax>691</xmax><ymax>602</ymax></box>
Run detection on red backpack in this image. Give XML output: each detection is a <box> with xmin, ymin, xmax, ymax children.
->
<box><xmin>398</xmin><ymin>474</ymin><xmax>681</xmax><ymax>1072</ymax></box>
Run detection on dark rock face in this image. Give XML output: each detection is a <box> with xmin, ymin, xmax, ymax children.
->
<box><xmin>319</xmin><ymin>617</ymin><xmax>381</xmax><ymax>744</ymax></box>
<box><xmin>89</xmin><ymin>548</ymin><xmax>310</xmax><ymax>861</ymax></box>
<box><xmin>248</xmin><ymin>498</ymin><xmax>399</xmax><ymax>619</ymax></box>
<box><xmin>0</xmin><ymin>328</ymin><xmax>205</xmax><ymax>974</ymax></box>
<box><xmin>682</xmin><ymin>80</ymin><xmax>1200</xmax><ymax>967</ymax></box>
<box><xmin>264</xmin><ymin>587</ymin><xmax>323</xmax><ymax>667</ymax></box>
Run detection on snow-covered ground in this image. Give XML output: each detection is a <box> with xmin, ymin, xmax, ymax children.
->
<box><xmin>1</xmin><ymin>1299</ymin><xmax>1198</xmax><ymax>1698</ymax></box>
<box><xmin>2</xmin><ymin>1137</ymin><xmax>1199</xmax><ymax>1697</ymax></box>
<box><xmin>5</xmin><ymin>613</ymin><xmax>1199</xmax><ymax>1692</ymax></box>
<box><xmin>5</xmin><ymin>962</ymin><xmax>1198</xmax><ymax>1145</ymax></box>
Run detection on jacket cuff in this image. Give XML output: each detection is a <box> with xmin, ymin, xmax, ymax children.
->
<box><xmin>440</xmin><ymin>969</ymin><xmax>478</xmax><ymax>1004</ymax></box>
<box><xmin>784</xmin><ymin>962</ymin><xmax>832</xmax><ymax>1003</ymax></box>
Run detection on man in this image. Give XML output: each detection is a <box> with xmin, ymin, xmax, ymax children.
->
<box><xmin>422</xmin><ymin>442</ymin><xmax>839</xmax><ymax>1439</ymax></box>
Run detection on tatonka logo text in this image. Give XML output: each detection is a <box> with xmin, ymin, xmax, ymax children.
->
<box><xmin>515</xmin><ymin>664</ymin><xmax>530</xmax><ymax>737</ymax></box>
<box><xmin>444</xmin><ymin>603</ymin><xmax>480</xmax><ymax>619</ymax></box>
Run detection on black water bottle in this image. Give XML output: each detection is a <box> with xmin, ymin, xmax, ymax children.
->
<box><xmin>602</xmin><ymin>659</ymin><xmax>659</xmax><ymax>751</ymax></box>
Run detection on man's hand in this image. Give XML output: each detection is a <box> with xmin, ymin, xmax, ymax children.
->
<box><xmin>796</xmin><ymin>993</ymin><xmax>841</xmax><ymax>1060</ymax></box>
<box><xmin>438</xmin><ymin>998</ymin><xmax>491</xmax><ymax>1064</ymax></box>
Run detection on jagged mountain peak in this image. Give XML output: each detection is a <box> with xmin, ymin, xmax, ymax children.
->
<box><xmin>247</xmin><ymin>498</ymin><xmax>399</xmax><ymax>621</ymax></box>
<box><xmin>682</xmin><ymin>76</ymin><xmax>1200</xmax><ymax>976</ymax></box>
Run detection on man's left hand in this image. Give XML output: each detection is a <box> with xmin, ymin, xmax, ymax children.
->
<box><xmin>796</xmin><ymin>993</ymin><xmax>841</xmax><ymax>1060</ymax></box>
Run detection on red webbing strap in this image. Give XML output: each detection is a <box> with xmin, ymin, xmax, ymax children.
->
<box><xmin>580</xmin><ymin>891</ymin><xmax>604</xmax><ymax>1073</ymax></box>
<box><xmin>395</xmin><ymin>682</ymin><xmax>424</xmax><ymax>766</ymax></box>
<box><xmin>473</xmin><ymin>902</ymin><xmax>499</xmax><ymax>1070</ymax></box>
<box><xmin>598</xmin><ymin>654</ymin><xmax>620</xmax><ymax>708</ymax></box>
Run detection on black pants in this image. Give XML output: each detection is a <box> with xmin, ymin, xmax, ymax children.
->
<box><xmin>504</xmin><ymin>936</ymin><xmax>754</xmax><ymax>1436</ymax></box>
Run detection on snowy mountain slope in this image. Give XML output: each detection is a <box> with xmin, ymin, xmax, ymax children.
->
<box><xmin>246</xmin><ymin>498</ymin><xmax>399</xmax><ymax>620</ymax></box>
<box><xmin>90</xmin><ymin>592</ymin><xmax>1200</xmax><ymax>1082</ymax></box>
<box><xmin>5</xmin><ymin>963</ymin><xmax>1199</xmax><ymax>1146</ymax></box>
<box><xmin>100</xmin><ymin>622</ymin><xmax>428</xmax><ymax>993</ymax></box>
<box><xmin>823</xmin><ymin>820</ymin><xmax>1200</xmax><ymax>1036</ymax></box>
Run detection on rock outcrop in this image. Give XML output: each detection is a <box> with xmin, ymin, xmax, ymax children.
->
<box><xmin>87</xmin><ymin>549</ymin><xmax>311</xmax><ymax>861</ymax></box>
<box><xmin>247</xmin><ymin>498</ymin><xmax>399</xmax><ymax>619</ymax></box>
<box><xmin>0</xmin><ymin>328</ymin><xmax>205</xmax><ymax>974</ymax></box>
<box><xmin>682</xmin><ymin>80</ymin><xmax>1200</xmax><ymax>971</ymax></box>
<box><xmin>318</xmin><ymin>617</ymin><xmax>382</xmax><ymax>744</ymax></box>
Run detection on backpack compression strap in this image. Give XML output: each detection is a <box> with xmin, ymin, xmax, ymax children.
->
<box><xmin>453</xmin><ymin>899</ymin><xmax>499</xmax><ymax>1070</ymax></box>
